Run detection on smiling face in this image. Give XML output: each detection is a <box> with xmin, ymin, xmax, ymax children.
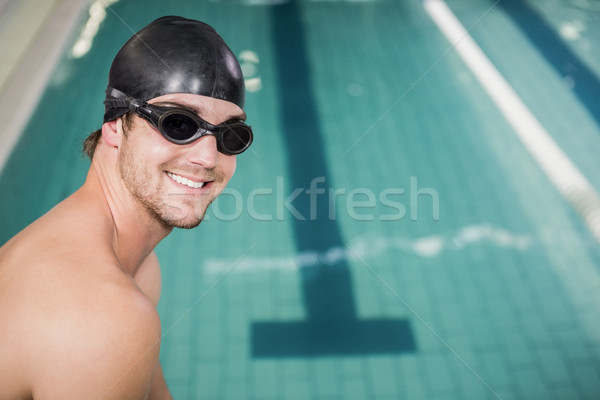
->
<box><xmin>118</xmin><ymin>93</ymin><xmax>244</xmax><ymax>229</ymax></box>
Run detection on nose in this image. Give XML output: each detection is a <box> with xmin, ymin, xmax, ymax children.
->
<box><xmin>186</xmin><ymin>134</ymin><xmax>218</xmax><ymax>168</ymax></box>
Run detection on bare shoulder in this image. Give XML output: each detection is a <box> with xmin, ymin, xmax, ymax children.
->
<box><xmin>0</xmin><ymin>196</ymin><xmax>163</xmax><ymax>398</ymax></box>
<box><xmin>31</xmin><ymin>275</ymin><xmax>162</xmax><ymax>399</ymax></box>
<box><xmin>0</xmin><ymin>250</ymin><xmax>162</xmax><ymax>399</ymax></box>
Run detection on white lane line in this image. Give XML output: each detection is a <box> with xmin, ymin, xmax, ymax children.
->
<box><xmin>423</xmin><ymin>0</ymin><xmax>600</xmax><ymax>244</ymax></box>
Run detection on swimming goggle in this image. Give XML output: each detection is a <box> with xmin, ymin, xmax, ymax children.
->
<box><xmin>104</xmin><ymin>88</ymin><xmax>253</xmax><ymax>155</ymax></box>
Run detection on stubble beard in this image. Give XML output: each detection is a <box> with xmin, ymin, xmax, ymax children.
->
<box><xmin>118</xmin><ymin>144</ymin><xmax>221</xmax><ymax>230</ymax></box>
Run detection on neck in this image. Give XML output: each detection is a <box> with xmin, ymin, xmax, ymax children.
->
<box><xmin>81</xmin><ymin>153</ymin><xmax>173</xmax><ymax>277</ymax></box>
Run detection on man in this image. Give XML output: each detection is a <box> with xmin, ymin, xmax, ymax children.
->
<box><xmin>0</xmin><ymin>16</ymin><xmax>252</xmax><ymax>399</ymax></box>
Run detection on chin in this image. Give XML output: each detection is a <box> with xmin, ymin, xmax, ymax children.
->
<box><xmin>152</xmin><ymin>194</ymin><xmax>215</xmax><ymax>228</ymax></box>
<box><xmin>171</xmin><ymin>218</ymin><xmax>204</xmax><ymax>230</ymax></box>
<box><xmin>161</xmin><ymin>210</ymin><xmax>206</xmax><ymax>229</ymax></box>
<box><xmin>150</xmin><ymin>204</ymin><xmax>207</xmax><ymax>229</ymax></box>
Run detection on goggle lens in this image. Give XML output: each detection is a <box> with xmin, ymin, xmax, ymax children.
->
<box><xmin>219</xmin><ymin>123</ymin><xmax>253</xmax><ymax>155</ymax></box>
<box><xmin>161</xmin><ymin>113</ymin><xmax>199</xmax><ymax>141</ymax></box>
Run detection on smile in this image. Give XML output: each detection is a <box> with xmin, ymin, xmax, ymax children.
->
<box><xmin>166</xmin><ymin>172</ymin><xmax>206</xmax><ymax>189</ymax></box>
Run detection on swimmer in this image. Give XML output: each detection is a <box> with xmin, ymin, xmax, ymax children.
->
<box><xmin>0</xmin><ymin>16</ymin><xmax>252</xmax><ymax>399</ymax></box>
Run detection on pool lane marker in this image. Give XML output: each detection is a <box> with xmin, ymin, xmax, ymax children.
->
<box><xmin>251</xmin><ymin>0</ymin><xmax>416</xmax><ymax>358</ymax></box>
<box><xmin>424</xmin><ymin>0</ymin><xmax>600</xmax><ymax>244</ymax></box>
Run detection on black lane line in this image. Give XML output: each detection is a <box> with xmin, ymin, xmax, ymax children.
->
<box><xmin>250</xmin><ymin>0</ymin><xmax>415</xmax><ymax>358</ymax></box>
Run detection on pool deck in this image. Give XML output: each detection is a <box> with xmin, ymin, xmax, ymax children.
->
<box><xmin>0</xmin><ymin>0</ymin><xmax>84</xmax><ymax>172</ymax></box>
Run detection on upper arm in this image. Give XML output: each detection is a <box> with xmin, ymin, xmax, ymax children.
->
<box><xmin>32</xmin><ymin>293</ymin><xmax>162</xmax><ymax>400</ymax></box>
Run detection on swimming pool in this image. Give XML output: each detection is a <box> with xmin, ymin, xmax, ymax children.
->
<box><xmin>1</xmin><ymin>0</ymin><xmax>600</xmax><ymax>398</ymax></box>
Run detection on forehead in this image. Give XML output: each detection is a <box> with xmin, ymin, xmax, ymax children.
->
<box><xmin>149</xmin><ymin>92</ymin><xmax>246</xmax><ymax>120</ymax></box>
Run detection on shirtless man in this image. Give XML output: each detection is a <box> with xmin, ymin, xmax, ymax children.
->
<box><xmin>0</xmin><ymin>16</ymin><xmax>252</xmax><ymax>399</ymax></box>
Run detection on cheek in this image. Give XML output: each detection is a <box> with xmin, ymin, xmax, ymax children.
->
<box><xmin>221</xmin><ymin>155</ymin><xmax>237</xmax><ymax>181</ymax></box>
<box><xmin>131</xmin><ymin>132</ymin><xmax>178</xmax><ymax>166</ymax></box>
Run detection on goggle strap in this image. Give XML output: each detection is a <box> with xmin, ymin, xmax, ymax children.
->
<box><xmin>104</xmin><ymin>98</ymin><xmax>129</xmax><ymax>109</ymax></box>
<box><xmin>104</xmin><ymin>87</ymin><xmax>134</xmax><ymax>109</ymax></box>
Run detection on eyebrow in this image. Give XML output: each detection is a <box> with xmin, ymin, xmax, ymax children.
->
<box><xmin>154</xmin><ymin>101</ymin><xmax>247</xmax><ymax>122</ymax></box>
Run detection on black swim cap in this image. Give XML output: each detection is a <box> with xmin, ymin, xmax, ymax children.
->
<box><xmin>104</xmin><ymin>16</ymin><xmax>245</xmax><ymax>123</ymax></box>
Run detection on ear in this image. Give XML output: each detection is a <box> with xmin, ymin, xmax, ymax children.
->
<box><xmin>101</xmin><ymin>118</ymin><xmax>123</xmax><ymax>148</ymax></box>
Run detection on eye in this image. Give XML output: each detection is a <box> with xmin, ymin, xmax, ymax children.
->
<box><xmin>161</xmin><ymin>113</ymin><xmax>200</xmax><ymax>140</ymax></box>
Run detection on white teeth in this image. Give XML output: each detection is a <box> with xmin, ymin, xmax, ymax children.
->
<box><xmin>167</xmin><ymin>172</ymin><xmax>205</xmax><ymax>189</ymax></box>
